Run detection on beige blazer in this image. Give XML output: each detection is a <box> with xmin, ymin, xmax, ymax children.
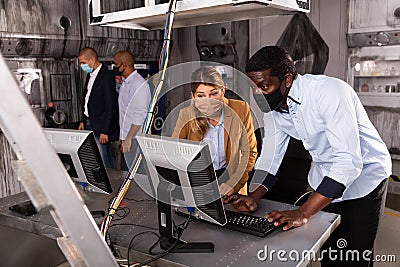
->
<box><xmin>172</xmin><ymin>97</ymin><xmax>257</xmax><ymax>194</ymax></box>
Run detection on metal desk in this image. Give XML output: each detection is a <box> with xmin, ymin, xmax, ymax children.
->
<box><xmin>0</xmin><ymin>169</ymin><xmax>340</xmax><ymax>267</ymax></box>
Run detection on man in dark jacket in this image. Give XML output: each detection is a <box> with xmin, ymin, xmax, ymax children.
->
<box><xmin>78</xmin><ymin>47</ymin><xmax>119</xmax><ymax>168</ymax></box>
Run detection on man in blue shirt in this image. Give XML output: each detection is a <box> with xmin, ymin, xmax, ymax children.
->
<box><xmin>113</xmin><ymin>50</ymin><xmax>151</xmax><ymax>169</ymax></box>
<box><xmin>224</xmin><ymin>46</ymin><xmax>391</xmax><ymax>266</ymax></box>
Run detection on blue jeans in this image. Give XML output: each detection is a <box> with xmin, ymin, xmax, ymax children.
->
<box><xmin>86</xmin><ymin>120</ymin><xmax>114</xmax><ymax>168</ymax></box>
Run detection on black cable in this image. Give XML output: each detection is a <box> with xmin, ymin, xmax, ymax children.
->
<box><xmin>172</xmin><ymin>216</ymin><xmax>193</xmax><ymax>233</ymax></box>
<box><xmin>105</xmin><ymin>206</ymin><xmax>129</xmax><ymax>221</ymax></box>
<box><xmin>175</xmin><ymin>217</ymin><xmax>193</xmax><ymax>229</ymax></box>
<box><xmin>133</xmin><ymin>214</ymin><xmax>191</xmax><ymax>267</ymax></box>
<box><xmin>77</xmin><ymin>1</ymin><xmax>84</xmax><ymax>50</ymax></box>
<box><xmin>127</xmin><ymin>231</ymin><xmax>160</xmax><ymax>267</ymax></box>
<box><xmin>108</xmin><ymin>197</ymin><xmax>153</xmax><ymax>207</ymax></box>
<box><xmin>109</xmin><ymin>223</ymin><xmax>157</xmax><ymax>231</ymax></box>
<box><xmin>106</xmin><ymin>197</ymin><xmax>153</xmax><ymax>223</ymax></box>
<box><xmin>148</xmin><ymin>236</ymin><xmax>162</xmax><ymax>255</ymax></box>
<box><xmin>60</xmin><ymin>28</ymin><xmax>67</xmax><ymax>58</ymax></box>
<box><xmin>123</xmin><ymin>198</ymin><xmax>155</xmax><ymax>203</ymax></box>
<box><xmin>113</xmin><ymin>207</ymin><xmax>130</xmax><ymax>221</ymax></box>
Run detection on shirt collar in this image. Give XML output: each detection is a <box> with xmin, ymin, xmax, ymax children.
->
<box><xmin>209</xmin><ymin>108</ymin><xmax>224</xmax><ymax>127</ymax></box>
<box><xmin>90</xmin><ymin>63</ymin><xmax>102</xmax><ymax>77</ymax></box>
<box><xmin>287</xmin><ymin>74</ymin><xmax>302</xmax><ymax>105</ymax></box>
<box><xmin>123</xmin><ymin>70</ymin><xmax>138</xmax><ymax>85</ymax></box>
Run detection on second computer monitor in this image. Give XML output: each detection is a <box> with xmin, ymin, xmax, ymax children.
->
<box><xmin>43</xmin><ymin>128</ymin><xmax>113</xmax><ymax>194</ymax></box>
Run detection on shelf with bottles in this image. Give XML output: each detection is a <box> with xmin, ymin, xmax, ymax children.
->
<box><xmin>351</xmin><ymin>59</ymin><xmax>400</xmax><ymax>107</ymax></box>
<box><xmin>353</xmin><ymin>61</ymin><xmax>400</xmax><ymax>93</ymax></box>
<box><xmin>353</xmin><ymin>60</ymin><xmax>400</xmax><ymax>77</ymax></box>
<box><xmin>354</xmin><ymin>79</ymin><xmax>400</xmax><ymax>94</ymax></box>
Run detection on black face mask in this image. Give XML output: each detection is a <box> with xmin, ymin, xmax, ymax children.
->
<box><xmin>113</xmin><ymin>64</ymin><xmax>124</xmax><ymax>76</ymax></box>
<box><xmin>253</xmin><ymin>82</ymin><xmax>287</xmax><ymax>113</ymax></box>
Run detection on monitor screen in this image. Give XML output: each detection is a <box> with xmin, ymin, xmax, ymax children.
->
<box><xmin>136</xmin><ymin>133</ymin><xmax>226</xmax><ymax>226</ymax></box>
<box><xmin>43</xmin><ymin>128</ymin><xmax>113</xmax><ymax>194</ymax></box>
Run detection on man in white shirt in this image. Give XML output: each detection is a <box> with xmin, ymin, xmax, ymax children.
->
<box><xmin>224</xmin><ymin>46</ymin><xmax>391</xmax><ymax>266</ymax></box>
<box><xmin>113</xmin><ymin>50</ymin><xmax>151</xmax><ymax>169</ymax></box>
<box><xmin>78</xmin><ymin>47</ymin><xmax>119</xmax><ymax>168</ymax></box>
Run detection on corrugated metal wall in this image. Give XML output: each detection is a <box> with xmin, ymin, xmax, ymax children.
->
<box><xmin>0</xmin><ymin>0</ymin><xmax>163</xmax><ymax>197</ymax></box>
<box><xmin>366</xmin><ymin>108</ymin><xmax>400</xmax><ymax>153</ymax></box>
<box><xmin>0</xmin><ymin>135</ymin><xmax>22</xmax><ymax>198</ymax></box>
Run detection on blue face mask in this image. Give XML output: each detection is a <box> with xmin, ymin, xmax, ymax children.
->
<box><xmin>80</xmin><ymin>64</ymin><xmax>93</xmax><ymax>73</ymax></box>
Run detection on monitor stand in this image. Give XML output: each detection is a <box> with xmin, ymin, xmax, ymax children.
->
<box><xmin>157</xmin><ymin>181</ymin><xmax>214</xmax><ymax>253</ymax></box>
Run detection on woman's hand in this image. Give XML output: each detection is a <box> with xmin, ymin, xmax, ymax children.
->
<box><xmin>219</xmin><ymin>183</ymin><xmax>234</xmax><ymax>196</ymax></box>
<box><xmin>223</xmin><ymin>194</ymin><xmax>258</xmax><ymax>212</ymax></box>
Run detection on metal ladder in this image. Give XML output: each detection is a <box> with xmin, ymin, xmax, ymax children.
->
<box><xmin>0</xmin><ymin>53</ymin><xmax>118</xmax><ymax>266</ymax></box>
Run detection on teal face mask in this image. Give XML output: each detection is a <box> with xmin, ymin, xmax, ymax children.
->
<box><xmin>80</xmin><ymin>64</ymin><xmax>93</xmax><ymax>73</ymax></box>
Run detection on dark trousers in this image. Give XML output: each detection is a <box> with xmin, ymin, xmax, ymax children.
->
<box><xmin>320</xmin><ymin>179</ymin><xmax>388</xmax><ymax>267</ymax></box>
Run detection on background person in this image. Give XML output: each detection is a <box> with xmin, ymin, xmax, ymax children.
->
<box><xmin>78</xmin><ymin>47</ymin><xmax>119</xmax><ymax>168</ymax></box>
<box><xmin>172</xmin><ymin>67</ymin><xmax>257</xmax><ymax>196</ymax></box>
<box><xmin>113</xmin><ymin>50</ymin><xmax>151</xmax><ymax>169</ymax></box>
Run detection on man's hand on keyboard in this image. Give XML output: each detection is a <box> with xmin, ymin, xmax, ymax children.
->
<box><xmin>266</xmin><ymin>192</ymin><xmax>331</xmax><ymax>231</ymax></box>
<box><xmin>223</xmin><ymin>194</ymin><xmax>257</xmax><ymax>212</ymax></box>
<box><xmin>265</xmin><ymin>209</ymin><xmax>309</xmax><ymax>230</ymax></box>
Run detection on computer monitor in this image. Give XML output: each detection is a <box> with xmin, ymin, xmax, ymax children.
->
<box><xmin>136</xmin><ymin>133</ymin><xmax>226</xmax><ymax>253</ymax></box>
<box><xmin>43</xmin><ymin>128</ymin><xmax>113</xmax><ymax>194</ymax></box>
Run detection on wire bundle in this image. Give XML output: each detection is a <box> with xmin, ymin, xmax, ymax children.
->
<box><xmin>100</xmin><ymin>0</ymin><xmax>178</xmax><ymax>239</ymax></box>
<box><xmin>130</xmin><ymin>215</ymin><xmax>191</xmax><ymax>267</ymax></box>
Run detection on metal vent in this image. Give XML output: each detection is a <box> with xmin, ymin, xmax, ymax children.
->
<box><xmin>347</xmin><ymin>30</ymin><xmax>400</xmax><ymax>47</ymax></box>
<box><xmin>89</xmin><ymin>0</ymin><xmax>310</xmax><ymax>30</ymax></box>
<box><xmin>15</xmin><ymin>39</ymin><xmax>33</xmax><ymax>57</ymax></box>
<box><xmin>77</xmin><ymin>134</ymin><xmax>112</xmax><ymax>193</ymax></box>
<box><xmin>187</xmin><ymin>147</ymin><xmax>226</xmax><ymax>224</ymax></box>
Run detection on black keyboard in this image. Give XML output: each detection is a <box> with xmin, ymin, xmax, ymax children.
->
<box><xmin>176</xmin><ymin>209</ymin><xmax>278</xmax><ymax>238</ymax></box>
<box><xmin>224</xmin><ymin>210</ymin><xmax>278</xmax><ymax>237</ymax></box>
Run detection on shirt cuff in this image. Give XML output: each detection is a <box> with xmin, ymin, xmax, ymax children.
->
<box><xmin>249</xmin><ymin>170</ymin><xmax>278</xmax><ymax>192</ymax></box>
<box><xmin>316</xmin><ymin>176</ymin><xmax>346</xmax><ymax>199</ymax></box>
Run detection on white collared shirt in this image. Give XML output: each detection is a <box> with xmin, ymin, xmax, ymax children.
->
<box><xmin>84</xmin><ymin>64</ymin><xmax>102</xmax><ymax>117</ymax></box>
<box><xmin>118</xmin><ymin>70</ymin><xmax>151</xmax><ymax>140</ymax></box>
<box><xmin>254</xmin><ymin>74</ymin><xmax>391</xmax><ymax>202</ymax></box>
<box><xmin>202</xmin><ymin>109</ymin><xmax>227</xmax><ymax>170</ymax></box>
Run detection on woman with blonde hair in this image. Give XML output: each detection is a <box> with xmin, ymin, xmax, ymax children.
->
<box><xmin>172</xmin><ymin>66</ymin><xmax>257</xmax><ymax>196</ymax></box>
